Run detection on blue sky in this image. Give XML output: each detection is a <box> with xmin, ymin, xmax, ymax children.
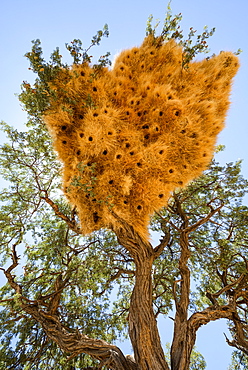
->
<box><xmin>0</xmin><ymin>0</ymin><xmax>247</xmax><ymax>369</ymax></box>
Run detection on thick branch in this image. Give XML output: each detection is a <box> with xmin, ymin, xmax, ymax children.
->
<box><xmin>22</xmin><ymin>304</ymin><xmax>137</xmax><ymax>369</ymax></box>
<box><xmin>188</xmin><ymin>303</ymin><xmax>235</xmax><ymax>332</ymax></box>
<box><xmin>170</xmin><ymin>228</ymin><xmax>191</xmax><ymax>370</ymax></box>
<box><xmin>207</xmin><ymin>273</ymin><xmax>248</xmax><ymax>301</ymax></box>
<box><xmin>2</xmin><ymin>248</ymin><xmax>137</xmax><ymax>370</ymax></box>
<box><xmin>154</xmin><ymin>229</ymin><xmax>172</xmax><ymax>259</ymax></box>
<box><xmin>2</xmin><ymin>244</ymin><xmax>22</xmax><ymax>295</ymax></box>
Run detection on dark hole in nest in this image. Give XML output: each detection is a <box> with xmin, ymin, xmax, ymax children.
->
<box><xmin>183</xmin><ymin>165</ymin><xmax>187</xmax><ymax>169</ymax></box>
<box><xmin>126</xmin><ymin>143</ymin><xmax>130</xmax><ymax>148</ymax></box>
<box><xmin>81</xmin><ymin>71</ymin><xmax>85</xmax><ymax>76</ymax></box>
<box><xmin>126</xmin><ymin>111</ymin><xmax>130</xmax><ymax>115</ymax></box>
<box><xmin>144</xmin><ymin>134</ymin><xmax>150</xmax><ymax>140</ymax></box>
<box><xmin>120</xmin><ymin>66</ymin><xmax>124</xmax><ymax>71</ymax></box>
<box><xmin>178</xmin><ymin>181</ymin><xmax>183</xmax><ymax>185</ymax></box>
<box><xmin>93</xmin><ymin>113</ymin><xmax>98</xmax><ymax>117</ymax></box>
<box><xmin>103</xmin><ymin>150</ymin><xmax>108</xmax><ymax>155</ymax></box>
<box><xmin>168</xmin><ymin>96</ymin><xmax>172</xmax><ymax>100</ymax></box>
<box><xmin>92</xmin><ymin>198</ymin><xmax>97</xmax><ymax>202</ymax></box>
<box><xmin>181</xmin><ymin>130</ymin><xmax>186</xmax><ymax>134</ymax></box>
<box><xmin>104</xmin><ymin>109</ymin><xmax>108</xmax><ymax>113</ymax></box>
<box><xmin>159</xmin><ymin>150</ymin><xmax>164</xmax><ymax>154</ymax></box>
<box><xmin>137</xmin><ymin>205</ymin><xmax>142</xmax><ymax>210</ymax></box>
<box><xmin>79</xmin><ymin>133</ymin><xmax>84</xmax><ymax>138</ymax></box>
<box><xmin>108</xmin><ymin>132</ymin><xmax>113</xmax><ymax>135</ymax></box>
<box><xmin>116</xmin><ymin>154</ymin><xmax>122</xmax><ymax>159</ymax></box>
<box><xmin>169</xmin><ymin>169</ymin><xmax>174</xmax><ymax>173</ymax></box>
<box><xmin>88</xmin><ymin>137</ymin><xmax>93</xmax><ymax>141</ymax></box>
<box><xmin>203</xmin><ymin>153</ymin><xmax>207</xmax><ymax>157</ymax></box>
<box><xmin>159</xmin><ymin>194</ymin><xmax>164</xmax><ymax>198</ymax></box>
<box><xmin>87</xmin><ymin>162</ymin><xmax>92</xmax><ymax>166</ymax></box>
<box><xmin>136</xmin><ymin>162</ymin><xmax>142</xmax><ymax>167</ymax></box>
<box><xmin>190</xmin><ymin>133</ymin><xmax>197</xmax><ymax>138</ymax></box>
<box><xmin>93</xmin><ymin>212</ymin><xmax>99</xmax><ymax>223</ymax></box>
<box><xmin>124</xmin><ymin>200</ymin><xmax>128</xmax><ymax>204</ymax></box>
<box><xmin>61</xmin><ymin>125</ymin><xmax>67</xmax><ymax>130</ymax></box>
<box><xmin>129</xmin><ymin>151</ymin><xmax>134</xmax><ymax>155</ymax></box>
<box><xmin>137</xmin><ymin>112</ymin><xmax>142</xmax><ymax>117</ymax></box>
<box><xmin>62</xmin><ymin>140</ymin><xmax>67</xmax><ymax>144</ymax></box>
<box><xmin>114</xmin><ymin>91</ymin><xmax>117</xmax><ymax>96</ymax></box>
<box><xmin>159</xmin><ymin>111</ymin><xmax>163</xmax><ymax>116</ymax></box>
<box><xmin>109</xmin><ymin>180</ymin><xmax>114</xmax><ymax>184</ymax></box>
<box><xmin>136</xmin><ymin>101</ymin><xmax>140</xmax><ymax>105</ymax></box>
<box><xmin>142</xmin><ymin>124</ymin><xmax>149</xmax><ymax>129</ymax></box>
<box><xmin>76</xmin><ymin>150</ymin><xmax>81</xmax><ymax>155</ymax></box>
<box><xmin>155</xmin><ymin>127</ymin><xmax>159</xmax><ymax>132</ymax></box>
<box><xmin>79</xmin><ymin>114</ymin><xmax>84</xmax><ymax>119</ymax></box>
<box><xmin>93</xmin><ymin>87</ymin><xmax>97</xmax><ymax>92</ymax></box>
<box><xmin>174</xmin><ymin>111</ymin><xmax>180</xmax><ymax>116</ymax></box>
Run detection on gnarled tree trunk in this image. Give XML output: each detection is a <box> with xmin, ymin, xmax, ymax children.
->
<box><xmin>116</xmin><ymin>222</ymin><xmax>170</xmax><ymax>370</ymax></box>
<box><xmin>170</xmin><ymin>229</ymin><xmax>192</xmax><ymax>370</ymax></box>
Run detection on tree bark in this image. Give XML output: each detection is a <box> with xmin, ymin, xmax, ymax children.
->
<box><xmin>169</xmin><ymin>196</ymin><xmax>225</xmax><ymax>370</ymax></box>
<box><xmin>116</xmin><ymin>222</ymin><xmax>169</xmax><ymax>370</ymax></box>
<box><xmin>170</xmin><ymin>229</ymin><xmax>192</xmax><ymax>370</ymax></box>
<box><xmin>22</xmin><ymin>303</ymin><xmax>138</xmax><ymax>370</ymax></box>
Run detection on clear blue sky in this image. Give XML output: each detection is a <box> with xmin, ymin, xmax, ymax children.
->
<box><xmin>0</xmin><ymin>0</ymin><xmax>247</xmax><ymax>369</ymax></box>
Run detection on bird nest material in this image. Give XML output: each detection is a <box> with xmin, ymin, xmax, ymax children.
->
<box><xmin>44</xmin><ymin>36</ymin><xmax>239</xmax><ymax>240</ymax></box>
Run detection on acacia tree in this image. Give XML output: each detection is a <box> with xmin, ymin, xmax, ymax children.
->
<box><xmin>0</xmin><ymin>8</ymin><xmax>247</xmax><ymax>370</ymax></box>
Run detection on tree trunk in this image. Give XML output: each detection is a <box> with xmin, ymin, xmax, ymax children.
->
<box><xmin>115</xmin><ymin>222</ymin><xmax>169</xmax><ymax>370</ymax></box>
<box><xmin>129</xmin><ymin>258</ymin><xmax>169</xmax><ymax>370</ymax></box>
<box><xmin>170</xmin><ymin>229</ymin><xmax>194</xmax><ymax>370</ymax></box>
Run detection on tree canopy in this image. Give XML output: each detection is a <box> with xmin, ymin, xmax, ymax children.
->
<box><xmin>0</xmin><ymin>6</ymin><xmax>247</xmax><ymax>370</ymax></box>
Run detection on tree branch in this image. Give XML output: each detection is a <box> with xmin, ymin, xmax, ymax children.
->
<box><xmin>2</xmin><ymin>247</ymin><xmax>137</xmax><ymax>370</ymax></box>
<box><xmin>154</xmin><ymin>228</ymin><xmax>171</xmax><ymax>258</ymax></box>
<box><xmin>40</xmin><ymin>192</ymin><xmax>82</xmax><ymax>234</ymax></box>
<box><xmin>184</xmin><ymin>202</ymin><xmax>223</xmax><ymax>233</ymax></box>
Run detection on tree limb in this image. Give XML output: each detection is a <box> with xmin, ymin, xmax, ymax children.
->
<box><xmin>40</xmin><ymin>192</ymin><xmax>82</xmax><ymax>234</ymax></box>
<box><xmin>2</xmin><ymin>246</ymin><xmax>137</xmax><ymax>370</ymax></box>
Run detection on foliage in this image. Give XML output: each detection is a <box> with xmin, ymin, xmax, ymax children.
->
<box><xmin>146</xmin><ymin>1</ymin><xmax>216</xmax><ymax>68</ymax></box>
<box><xmin>228</xmin><ymin>351</ymin><xmax>248</xmax><ymax>369</ymax></box>
<box><xmin>19</xmin><ymin>24</ymin><xmax>110</xmax><ymax>118</ymax></box>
